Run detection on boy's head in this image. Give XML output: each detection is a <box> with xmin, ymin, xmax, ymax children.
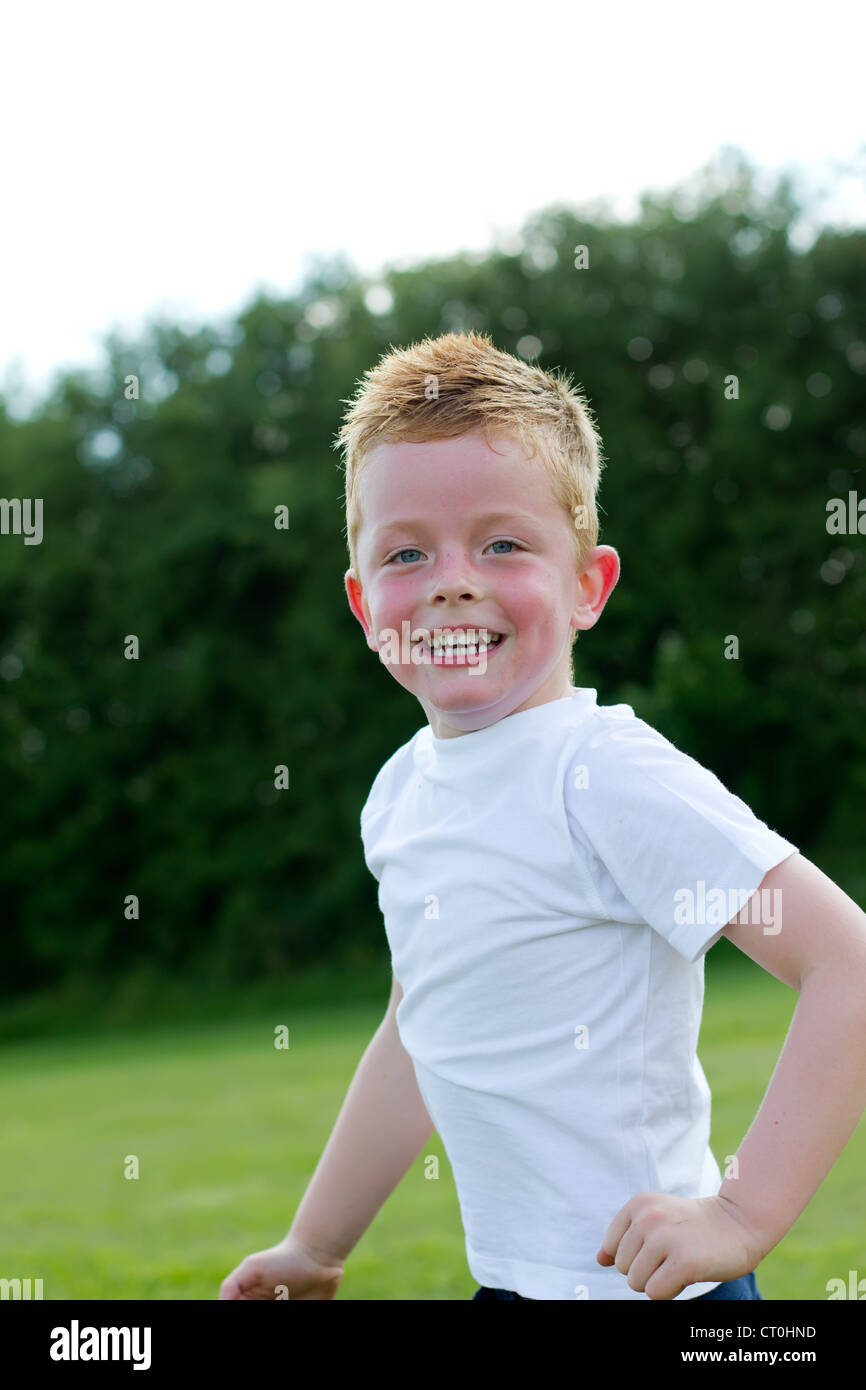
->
<box><xmin>336</xmin><ymin>330</ymin><xmax>619</xmax><ymax>737</ymax></box>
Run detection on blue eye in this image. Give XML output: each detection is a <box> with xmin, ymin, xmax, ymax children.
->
<box><xmin>386</xmin><ymin>540</ymin><xmax>521</xmax><ymax>564</ymax></box>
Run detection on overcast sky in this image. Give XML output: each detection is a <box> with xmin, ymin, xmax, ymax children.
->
<box><xmin>1</xmin><ymin>1</ymin><xmax>864</xmax><ymax>415</ymax></box>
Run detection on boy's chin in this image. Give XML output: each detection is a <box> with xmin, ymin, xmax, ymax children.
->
<box><xmin>411</xmin><ymin>673</ymin><xmax>511</xmax><ymax>716</ymax></box>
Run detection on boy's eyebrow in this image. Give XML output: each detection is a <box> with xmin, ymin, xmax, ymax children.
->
<box><xmin>371</xmin><ymin>511</ymin><xmax>541</xmax><ymax>542</ymax></box>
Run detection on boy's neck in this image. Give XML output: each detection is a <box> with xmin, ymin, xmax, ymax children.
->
<box><xmin>423</xmin><ymin>679</ymin><xmax>578</xmax><ymax>740</ymax></box>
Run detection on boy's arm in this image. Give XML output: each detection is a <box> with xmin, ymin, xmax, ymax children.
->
<box><xmin>598</xmin><ymin>852</ymin><xmax>866</xmax><ymax>1298</ymax></box>
<box><xmin>287</xmin><ymin>973</ymin><xmax>436</xmax><ymax>1265</ymax></box>
<box><xmin>714</xmin><ymin>852</ymin><xmax>866</xmax><ymax>1253</ymax></box>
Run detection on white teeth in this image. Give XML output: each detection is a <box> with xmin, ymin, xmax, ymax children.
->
<box><xmin>428</xmin><ymin>632</ymin><xmax>503</xmax><ymax>653</ymax></box>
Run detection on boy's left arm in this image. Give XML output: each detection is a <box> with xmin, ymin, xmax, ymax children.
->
<box><xmin>597</xmin><ymin>851</ymin><xmax>866</xmax><ymax>1299</ymax></box>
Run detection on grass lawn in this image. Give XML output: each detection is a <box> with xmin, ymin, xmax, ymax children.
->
<box><xmin>0</xmin><ymin>958</ymin><xmax>862</xmax><ymax>1300</ymax></box>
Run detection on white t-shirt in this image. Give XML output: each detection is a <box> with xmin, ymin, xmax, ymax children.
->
<box><xmin>360</xmin><ymin>688</ymin><xmax>798</xmax><ymax>1300</ymax></box>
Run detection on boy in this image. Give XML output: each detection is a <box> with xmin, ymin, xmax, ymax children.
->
<box><xmin>220</xmin><ymin>330</ymin><xmax>866</xmax><ymax>1301</ymax></box>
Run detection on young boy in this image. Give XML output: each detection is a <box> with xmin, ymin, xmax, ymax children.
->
<box><xmin>220</xmin><ymin>330</ymin><xmax>866</xmax><ymax>1302</ymax></box>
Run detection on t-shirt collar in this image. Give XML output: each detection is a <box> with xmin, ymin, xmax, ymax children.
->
<box><xmin>420</xmin><ymin>687</ymin><xmax>598</xmax><ymax>764</ymax></box>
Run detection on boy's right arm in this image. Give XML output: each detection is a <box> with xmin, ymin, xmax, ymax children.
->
<box><xmin>285</xmin><ymin>972</ymin><xmax>435</xmax><ymax>1265</ymax></box>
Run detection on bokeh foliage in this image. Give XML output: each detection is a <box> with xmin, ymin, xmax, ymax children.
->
<box><xmin>1</xmin><ymin>150</ymin><xmax>864</xmax><ymax>1001</ymax></box>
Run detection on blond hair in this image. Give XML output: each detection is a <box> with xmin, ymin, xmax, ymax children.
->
<box><xmin>334</xmin><ymin>331</ymin><xmax>606</xmax><ymax>671</ymax></box>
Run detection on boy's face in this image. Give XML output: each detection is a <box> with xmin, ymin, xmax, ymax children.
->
<box><xmin>345</xmin><ymin>431</ymin><xmax>619</xmax><ymax>738</ymax></box>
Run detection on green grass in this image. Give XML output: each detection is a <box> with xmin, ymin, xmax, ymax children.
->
<box><xmin>0</xmin><ymin>957</ymin><xmax>862</xmax><ymax>1300</ymax></box>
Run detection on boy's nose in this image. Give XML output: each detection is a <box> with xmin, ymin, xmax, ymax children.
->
<box><xmin>428</xmin><ymin>568</ymin><xmax>484</xmax><ymax>603</ymax></box>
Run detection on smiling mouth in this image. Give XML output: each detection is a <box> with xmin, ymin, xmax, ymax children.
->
<box><xmin>415</xmin><ymin>632</ymin><xmax>506</xmax><ymax>662</ymax></box>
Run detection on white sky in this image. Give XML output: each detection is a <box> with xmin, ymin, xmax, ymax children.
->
<box><xmin>1</xmin><ymin>0</ymin><xmax>864</xmax><ymax>415</ymax></box>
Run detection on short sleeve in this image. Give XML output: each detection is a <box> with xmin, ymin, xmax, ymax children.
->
<box><xmin>360</xmin><ymin>774</ymin><xmax>386</xmax><ymax>883</ymax></box>
<box><xmin>564</xmin><ymin>716</ymin><xmax>798</xmax><ymax>963</ymax></box>
<box><xmin>358</xmin><ymin>736</ymin><xmax>421</xmax><ymax>885</ymax></box>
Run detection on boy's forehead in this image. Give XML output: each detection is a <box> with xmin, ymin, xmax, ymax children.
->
<box><xmin>367</xmin><ymin>431</ymin><xmax>523</xmax><ymax>468</ymax></box>
<box><xmin>360</xmin><ymin>432</ymin><xmax>556</xmax><ymax>517</ymax></box>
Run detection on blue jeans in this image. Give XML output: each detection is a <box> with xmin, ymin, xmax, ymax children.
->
<box><xmin>472</xmin><ymin>1272</ymin><xmax>762</xmax><ymax>1300</ymax></box>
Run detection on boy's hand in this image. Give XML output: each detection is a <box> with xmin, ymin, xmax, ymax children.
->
<box><xmin>219</xmin><ymin>1233</ymin><xmax>345</xmax><ymax>1300</ymax></box>
<box><xmin>596</xmin><ymin>1193</ymin><xmax>765</xmax><ymax>1300</ymax></box>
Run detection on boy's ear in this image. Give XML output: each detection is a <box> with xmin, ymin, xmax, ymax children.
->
<box><xmin>572</xmin><ymin>546</ymin><xmax>620</xmax><ymax>632</ymax></box>
<box><xmin>345</xmin><ymin>568</ymin><xmax>375</xmax><ymax>646</ymax></box>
